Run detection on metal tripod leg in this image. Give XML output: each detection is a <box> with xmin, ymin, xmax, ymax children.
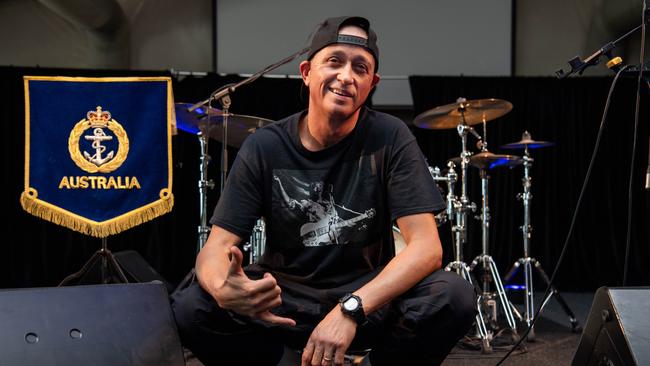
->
<box><xmin>532</xmin><ymin>259</ymin><xmax>581</xmax><ymax>332</ymax></box>
<box><xmin>472</xmin><ymin>255</ymin><xmax>518</xmax><ymax>332</ymax></box>
<box><xmin>446</xmin><ymin>261</ymin><xmax>493</xmax><ymax>353</ymax></box>
<box><xmin>505</xmin><ymin>257</ymin><xmax>581</xmax><ymax>334</ymax></box>
<box><xmin>59</xmin><ymin>239</ymin><xmax>129</xmax><ymax>286</ymax></box>
<box><xmin>504</xmin><ymin>258</ymin><xmax>535</xmax><ymax>339</ymax></box>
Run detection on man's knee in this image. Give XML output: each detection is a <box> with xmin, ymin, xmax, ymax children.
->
<box><xmin>435</xmin><ymin>271</ymin><xmax>477</xmax><ymax>327</ymax></box>
<box><xmin>170</xmin><ymin>280</ymin><xmax>214</xmax><ymax>337</ymax></box>
<box><xmin>406</xmin><ymin>270</ymin><xmax>477</xmax><ymax>328</ymax></box>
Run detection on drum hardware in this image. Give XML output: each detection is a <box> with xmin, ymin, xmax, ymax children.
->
<box><xmin>415</xmin><ymin>97</ymin><xmax>516</xmax><ymax>352</ymax></box>
<box><xmin>175</xmin><ymin>102</ymin><xmax>273</xmax><ymax>252</ymax></box>
<box><xmin>449</xmin><ymin>99</ymin><xmax>483</xmax><ymax>277</ymax></box>
<box><xmin>178</xmin><ymin>47</ymin><xmax>306</xmax><ymax>253</ymax></box>
<box><xmin>428</xmin><ymin>166</ymin><xmax>456</xmax><ymax>225</ymax></box>
<box><xmin>175</xmin><ymin>103</ymin><xmax>217</xmax><ymax>251</ymax></box>
<box><xmin>470</xmin><ymin>138</ymin><xmax>521</xmax><ymax>349</ymax></box>
<box><xmin>468</xmin><ymin>154</ymin><xmax>520</xmax><ymax>346</ymax></box>
<box><xmin>436</xmin><ymin>162</ymin><xmax>492</xmax><ymax>348</ymax></box>
<box><xmin>243</xmin><ymin>219</ymin><xmax>266</xmax><ymax>264</ymax></box>
<box><xmin>432</xmin><ymin>163</ymin><xmax>473</xmax><ymax>279</ymax></box>
<box><xmin>501</xmin><ymin>132</ymin><xmax>580</xmax><ymax>338</ymax></box>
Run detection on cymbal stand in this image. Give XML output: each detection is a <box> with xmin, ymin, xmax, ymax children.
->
<box><xmin>438</xmin><ymin>162</ymin><xmax>493</xmax><ymax>349</ymax></box>
<box><xmin>214</xmin><ymin>95</ymin><xmax>231</xmax><ymax>194</ymax></box>
<box><xmin>197</xmin><ymin>128</ymin><xmax>215</xmax><ymax>252</ymax></box>
<box><xmin>442</xmin><ymin>99</ymin><xmax>492</xmax><ymax>350</ymax></box>
<box><xmin>188</xmin><ymin>47</ymin><xmax>310</xmax><ymax>253</ymax></box>
<box><xmin>195</xmin><ymin>92</ymin><xmax>232</xmax><ymax>254</ymax></box>
<box><xmin>446</xmin><ymin>122</ymin><xmax>479</xmax><ymax>273</ymax></box>
<box><xmin>439</xmin><ymin>163</ymin><xmax>467</xmax><ymax>276</ymax></box>
<box><xmin>504</xmin><ymin>145</ymin><xmax>580</xmax><ymax>337</ymax></box>
<box><xmin>470</xmin><ymin>166</ymin><xmax>519</xmax><ymax>344</ymax></box>
<box><xmin>450</xmin><ymin>99</ymin><xmax>481</xmax><ymax>273</ymax></box>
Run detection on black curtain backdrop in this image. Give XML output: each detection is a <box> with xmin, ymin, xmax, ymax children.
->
<box><xmin>409</xmin><ymin>75</ymin><xmax>650</xmax><ymax>291</ymax></box>
<box><xmin>1</xmin><ymin>66</ymin><xmax>648</xmax><ymax>292</ymax></box>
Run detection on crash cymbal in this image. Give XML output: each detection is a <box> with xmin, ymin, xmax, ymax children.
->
<box><xmin>414</xmin><ymin>98</ymin><xmax>513</xmax><ymax>130</ymax></box>
<box><xmin>449</xmin><ymin>151</ymin><xmax>523</xmax><ymax>170</ymax></box>
<box><xmin>175</xmin><ymin>103</ymin><xmax>273</xmax><ymax>148</ymax></box>
<box><xmin>500</xmin><ymin>131</ymin><xmax>555</xmax><ymax>150</ymax></box>
<box><xmin>174</xmin><ymin>102</ymin><xmax>223</xmax><ymax>134</ymax></box>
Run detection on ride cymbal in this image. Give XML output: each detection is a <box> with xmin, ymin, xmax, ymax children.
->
<box><xmin>414</xmin><ymin>98</ymin><xmax>513</xmax><ymax>130</ymax></box>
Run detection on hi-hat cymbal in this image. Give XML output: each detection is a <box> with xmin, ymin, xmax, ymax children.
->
<box><xmin>206</xmin><ymin>113</ymin><xmax>274</xmax><ymax>148</ymax></box>
<box><xmin>175</xmin><ymin>103</ymin><xmax>273</xmax><ymax>148</ymax></box>
<box><xmin>449</xmin><ymin>151</ymin><xmax>522</xmax><ymax>170</ymax></box>
<box><xmin>414</xmin><ymin>98</ymin><xmax>513</xmax><ymax>130</ymax></box>
<box><xmin>500</xmin><ymin>131</ymin><xmax>555</xmax><ymax>150</ymax></box>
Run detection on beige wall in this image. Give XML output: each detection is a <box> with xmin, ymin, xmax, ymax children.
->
<box><xmin>0</xmin><ymin>0</ymin><xmax>642</xmax><ymax>89</ymax></box>
<box><xmin>0</xmin><ymin>0</ymin><xmax>212</xmax><ymax>71</ymax></box>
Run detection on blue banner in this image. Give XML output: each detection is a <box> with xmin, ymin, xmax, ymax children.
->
<box><xmin>21</xmin><ymin>76</ymin><xmax>174</xmax><ymax>237</ymax></box>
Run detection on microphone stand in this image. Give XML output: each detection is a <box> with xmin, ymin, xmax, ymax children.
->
<box><xmin>556</xmin><ymin>11</ymin><xmax>650</xmax><ymax>190</ymax></box>
<box><xmin>555</xmin><ymin>24</ymin><xmax>643</xmax><ymax>79</ymax></box>
<box><xmin>191</xmin><ymin>46</ymin><xmax>310</xmax><ymax>250</ymax></box>
<box><xmin>555</xmin><ymin>1</ymin><xmax>650</xmax><ymax>79</ymax></box>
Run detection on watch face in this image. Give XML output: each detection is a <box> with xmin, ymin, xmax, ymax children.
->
<box><xmin>343</xmin><ymin>297</ymin><xmax>359</xmax><ymax>311</ymax></box>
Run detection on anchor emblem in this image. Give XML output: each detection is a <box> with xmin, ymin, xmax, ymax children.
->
<box><xmin>83</xmin><ymin>127</ymin><xmax>115</xmax><ymax>166</ymax></box>
<box><xmin>68</xmin><ymin>106</ymin><xmax>130</xmax><ymax>173</ymax></box>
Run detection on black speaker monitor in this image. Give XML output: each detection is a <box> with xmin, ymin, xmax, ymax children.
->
<box><xmin>0</xmin><ymin>283</ymin><xmax>185</xmax><ymax>366</ymax></box>
<box><xmin>572</xmin><ymin>287</ymin><xmax>650</xmax><ymax>366</ymax></box>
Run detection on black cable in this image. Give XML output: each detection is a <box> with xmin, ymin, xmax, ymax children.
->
<box><xmin>623</xmin><ymin>1</ymin><xmax>647</xmax><ymax>286</ymax></box>
<box><xmin>495</xmin><ymin>65</ymin><xmax>631</xmax><ymax>365</ymax></box>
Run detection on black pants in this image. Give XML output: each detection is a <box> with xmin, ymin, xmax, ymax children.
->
<box><xmin>171</xmin><ymin>269</ymin><xmax>476</xmax><ymax>366</ymax></box>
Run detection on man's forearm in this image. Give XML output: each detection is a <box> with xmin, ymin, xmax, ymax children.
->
<box><xmin>353</xmin><ymin>213</ymin><xmax>442</xmax><ymax>315</ymax></box>
<box><xmin>196</xmin><ymin>226</ymin><xmax>242</xmax><ymax>295</ymax></box>
<box><xmin>353</xmin><ymin>236</ymin><xmax>441</xmax><ymax>315</ymax></box>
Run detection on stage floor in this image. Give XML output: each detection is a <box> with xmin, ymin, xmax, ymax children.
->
<box><xmin>442</xmin><ymin>291</ymin><xmax>593</xmax><ymax>366</ymax></box>
<box><xmin>184</xmin><ymin>291</ymin><xmax>594</xmax><ymax>366</ymax></box>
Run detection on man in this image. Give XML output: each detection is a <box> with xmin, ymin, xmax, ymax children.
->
<box><xmin>172</xmin><ymin>16</ymin><xmax>476</xmax><ymax>366</ymax></box>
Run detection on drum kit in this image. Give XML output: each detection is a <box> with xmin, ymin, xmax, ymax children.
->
<box><xmin>175</xmin><ymin>94</ymin><xmax>578</xmax><ymax>352</ymax></box>
<box><xmin>414</xmin><ymin>97</ymin><xmax>578</xmax><ymax>351</ymax></box>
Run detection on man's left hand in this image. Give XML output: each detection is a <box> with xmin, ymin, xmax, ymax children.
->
<box><xmin>301</xmin><ymin>307</ymin><xmax>357</xmax><ymax>366</ymax></box>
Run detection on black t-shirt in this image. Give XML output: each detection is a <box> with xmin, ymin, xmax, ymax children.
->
<box><xmin>210</xmin><ymin>107</ymin><xmax>444</xmax><ymax>292</ymax></box>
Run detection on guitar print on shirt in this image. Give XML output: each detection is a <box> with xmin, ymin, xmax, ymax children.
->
<box><xmin>273</xmin><ymin>173</ymin><xmax>375</xmax><ymax>247</ymax></box>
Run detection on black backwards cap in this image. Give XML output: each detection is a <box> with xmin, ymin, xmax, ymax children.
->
<box><xmin>307</xmin><ymin>16</ymin><xmax>379</xmax><ymax>72</ymax></box>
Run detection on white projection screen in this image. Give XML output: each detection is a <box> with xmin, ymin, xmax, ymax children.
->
<box><xmin>215</xmin><ymin>0</ymin><xmax>512</xmax><ymax>106</ymax></box>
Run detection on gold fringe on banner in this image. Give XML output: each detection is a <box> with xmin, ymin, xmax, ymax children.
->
<box><xmin>20</xmin><ymin>189</ymin><xmax>173</xmax><ymax>238</ymax></box>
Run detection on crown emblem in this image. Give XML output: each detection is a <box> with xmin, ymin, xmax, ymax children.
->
<box><xmin>87</xmin><ymin>106</ymin><xmax>111</xmax><ymax>127</ymax></box>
